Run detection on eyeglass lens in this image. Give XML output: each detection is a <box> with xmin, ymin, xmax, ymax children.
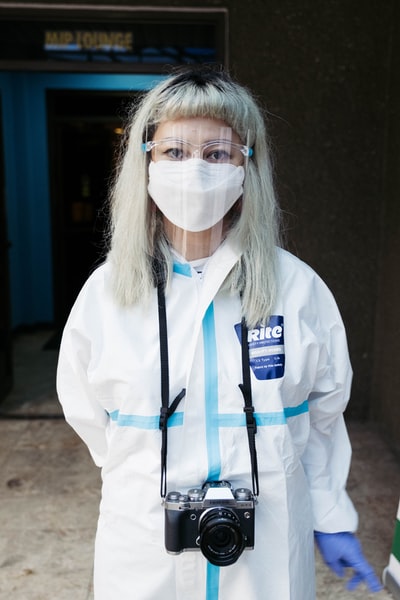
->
<box><xmin>147</xmin><ymin>139</ymin><xmax>250</xmax><ymax>164</ymax></box>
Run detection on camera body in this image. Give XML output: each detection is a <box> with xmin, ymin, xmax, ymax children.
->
<box><xmin>164</xmin><ymin>481</ymin><xmax>255</xmax><ymax>567</ymax></box>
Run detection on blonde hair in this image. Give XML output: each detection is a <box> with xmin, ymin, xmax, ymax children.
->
<box><xmin>108</xmin><ymin>66</ymin><xmax>281</xmax><ymax>327</ymax></box>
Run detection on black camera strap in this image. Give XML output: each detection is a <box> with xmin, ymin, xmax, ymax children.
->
<box><xmin>238</xmin><ymin>318</ymin><xmax>260</xmax><ymax>497</ymax></box>
<box><xmin>156</xmin><ymin>271</ymin><xmax>259</xmax><ymax>500</ymax></box>
<box><xmin>156</xmin><ymin>276</ymin><xmax>186</xmax><ymax>499</ymax></box>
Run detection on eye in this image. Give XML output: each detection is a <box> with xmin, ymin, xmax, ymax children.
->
<box><xmin>203</xmin><ymin>143</ymin><xmax>235</xmax><ymax>163</ymax></box>
<box><xmin>205</xmin><ymin>149</ymin><xmax>231</xmax><ymax>163</ymax></box>
<box><xmin>153</xmin><ymin>139</ymin><xmax>189</xmax><ymax>161</ymax></box>
<box><xmin>163</xmin><ymin>145</ymin><xmax>185</xmax><ymax>160</ymax></box>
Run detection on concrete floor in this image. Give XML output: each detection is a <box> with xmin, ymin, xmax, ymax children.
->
<box><xmin>0</xmin><ymin>328</ymin><xmax>399</xmax><ymax>599</ymax></box>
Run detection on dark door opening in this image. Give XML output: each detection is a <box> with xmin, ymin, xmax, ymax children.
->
<box><xmin>47</xmin><ymin>90</ymin><xmax>133</xmax><ymax>328</ymax></box>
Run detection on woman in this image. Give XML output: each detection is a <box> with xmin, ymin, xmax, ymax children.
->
<box><xmin>57</xmin><ymin>67</ymin><xmax>381</xmax><ymax>599</ymax></box>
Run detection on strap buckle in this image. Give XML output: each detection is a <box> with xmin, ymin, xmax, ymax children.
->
<box><xmin>243</xmin><ymin>405</ymin><xmax>257</xmax><ymax>433</ymax></box>
<box><xmin>159</xmin><ymin>406</ymin><xmax>169</xmax><ymax>431</ymax></box>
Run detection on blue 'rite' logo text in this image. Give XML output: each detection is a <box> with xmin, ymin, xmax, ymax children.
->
<box><xmin>234</xmin><ymin>315</ymin><xmax>285</xmax><ymax>380</ymax></box>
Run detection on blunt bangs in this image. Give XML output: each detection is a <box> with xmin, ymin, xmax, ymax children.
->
<box><xmin>146</xmin><ymin>73</ymin><xmax>257</xmax><ymax>145</ymax></box>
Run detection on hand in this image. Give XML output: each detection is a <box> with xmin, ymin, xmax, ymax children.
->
<box><xmin>314</xmin><ymin>531</ymin><xmax>383</xmax><ymax>592</ymax></box>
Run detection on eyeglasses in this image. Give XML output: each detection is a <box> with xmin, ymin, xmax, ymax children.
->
<box><xmin>142</xmin><ymin>138</ymin><xmax>253</xmax><ymax>165</ymax></box>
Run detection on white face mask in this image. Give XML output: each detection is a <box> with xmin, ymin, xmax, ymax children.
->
<box><xmin>148</xmin><ymin>158</ymin><xmax>245</xmax><ymax>232</ymax></box>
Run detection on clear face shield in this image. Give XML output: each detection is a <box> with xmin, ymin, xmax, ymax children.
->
<box><xmin>144</xmin><ymin>119</ymin><xmax>253</xmax><ymax>260</ymax></box>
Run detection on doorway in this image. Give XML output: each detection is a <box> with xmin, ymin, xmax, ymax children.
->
<box><xmin>0</xmin><ymin>72</ymin><xmax>163</xmax><ymax>403</ymax></box>
<box><xmin>0</xmin><ymin>72</ymin><xmax>164</xmax><ymax>330</ymax></box>
<box><xmin>47</xmin><ymin>90</ymin><xmax>133</xmax><ymax>326</ymax></box>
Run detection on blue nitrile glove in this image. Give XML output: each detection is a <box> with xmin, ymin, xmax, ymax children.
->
<box><xmin>314</xmin><ymin>531</ymin><xmax>383</xmax><ymax>592</ymax></box>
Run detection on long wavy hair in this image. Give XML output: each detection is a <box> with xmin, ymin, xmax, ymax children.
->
<box><xmin>107</xmin><ymin>66</ymin><xmax>281</xmax><ymax>327</ymax></box>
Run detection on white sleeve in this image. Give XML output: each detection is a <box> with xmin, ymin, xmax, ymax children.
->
<box><xmin>300</xmin><ymin>279</ymin><xmax>359</xmax><ymax>533</ymax></box>
<box><xmin>56</xmin><ymin>278</ymin><xmax>110</xmax><ymax>467</ymax></box>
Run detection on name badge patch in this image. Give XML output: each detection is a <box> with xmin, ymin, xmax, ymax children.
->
<box><xmin>235</xmin><ymin>316</ymin><xmax>285</xmax><ymax>380</ymax></box>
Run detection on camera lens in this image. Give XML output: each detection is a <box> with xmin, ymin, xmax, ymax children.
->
<box><xmin>199</xmin><ymin>508</ymin><xmax>245</xmax><ymax>566</ymax></box>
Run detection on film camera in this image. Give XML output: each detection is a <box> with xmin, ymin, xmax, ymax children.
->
<box><xmin>164</xmin><ymin>481</ymin><xmax>255</xmax><ymax>566</ymax></box>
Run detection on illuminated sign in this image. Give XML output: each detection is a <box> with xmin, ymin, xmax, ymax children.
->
<box><xmin>0</xmin><ymin>12</ymin><xmax>226</xmax><ymax>71</ymax></box>
<box><xmin>44</xmin><ymin>30</ymin><xmax>134</xmax><ymax>53</ymax></box>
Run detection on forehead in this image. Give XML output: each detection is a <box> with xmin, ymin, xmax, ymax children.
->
<box><xmin>153</xmin><ymin>117</ymin><xmax>240</xmax><ymax>143</ymax></box>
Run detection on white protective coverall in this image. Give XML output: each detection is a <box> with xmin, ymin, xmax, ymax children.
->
<box><xmin>57</xmin><ymin>241</ymin><xmax>358</xmax><ymax>600</ymax></box>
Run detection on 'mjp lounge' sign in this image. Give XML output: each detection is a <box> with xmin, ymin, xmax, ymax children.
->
<box><xmin>0</xmin><ymin>12</ymin><xmax>225</xmax><ymax>71</ymax></box>
<box><xmin>44</xmin><ymin>30</ymin><xmax>134</xmax><ymax>54</ymax></box>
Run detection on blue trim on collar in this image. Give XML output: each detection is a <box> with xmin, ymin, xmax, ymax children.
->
<box><xmin>173</xmin><ymin>261</ymin><xmax>192</xmax><ymax>277</ymax></box>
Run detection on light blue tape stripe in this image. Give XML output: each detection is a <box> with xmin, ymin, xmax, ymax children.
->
<box><xmin>203</xmin><ymin>302</ymin><xmax>221</xmax><ymax>481</ymax></box>
<box><xmin>107</xmin><ymin>400</ymin><xmax>308</xmax><ymax>430</ymax></box>
<box><xmin>206</xmin><ymin>562</ymin><xmax>220</xmax><ymax>600</ymax></box>
<box><xmin>203</xmin><ymin>304</ymin><xmax>221</xmax><ymax>599</ymax></box>
<box><xmin>216</xmin><ymin>399</ymin><xmax>309</xmax><ymax>427</ymax></box>
<box><xmin>284</xmin><ymin>399</ymin><xmax>309</xmax><ymax>418</ymax></box>
<box><xmin>173</xmin><ymin>261</ymin><xmax>192</xmax><ymax>277</ymax></box>
<box><xmin>108</xmin><ymin>410</ymin><xmax>183</xmax><ymax>429</ymax></box>
<box><xmin>216</xmin><ymin>412</ymin><xmax>285</xmax><ymax>427</ymax></box>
